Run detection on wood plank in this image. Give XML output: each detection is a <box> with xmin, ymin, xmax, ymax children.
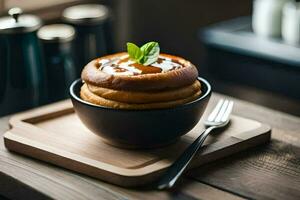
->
<box><xmin>171</xmin><ymin>180</ymin><xmax>245</xmax><ymax>200</ymax></box>
<box><xmin>0</xmin><ymin>145</ymin><xmax>241</xmax><ymax>200</ymax></box>
<box><xmin>0</xmin><ymin>107</ymin><xmax>243</xmax><ymax>199</ymax></box>
<box><xmin>188</xmin><ymin>139</ymin><xmax>300</xmax><ymax>200</ymax></box>
<box><xmin>3</xmin><ymin>100</ymin><xmax>270</xmax><ymax>187</ymax></box>
<box><xmin>0</xmin><ymin>93</ymin><xmax>299</xmax><ymax>199</ymax></box>
<box><xmin>0</xmin><ymin>172</ymin><xmax>50</xmax><ymax>200</ymax></box>
<box><xmin>187</xmin><ymin>94</ymin><xmax>300</xmax><ymax>200</ymax></box>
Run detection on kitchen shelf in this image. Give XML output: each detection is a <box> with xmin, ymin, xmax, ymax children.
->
<box><xmin>200</xmin><ymin>16</ymin><xmax>300</xmax><ymax>67</ymax></box>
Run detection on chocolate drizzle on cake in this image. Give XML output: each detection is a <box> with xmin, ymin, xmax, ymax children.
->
<box><xmin>99</xmin><ymin>55</ymin><xmax>184</xmax><ymax>76</ymax></box>
<box><xmin>130</xmin><ymin>63</ymin><xmax>162</xmax><ymax>74</ymax></box>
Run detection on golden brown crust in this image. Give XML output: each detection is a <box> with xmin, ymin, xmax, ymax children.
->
<box><xmin>86</xmin><ymin>80</ymin><xmax>201</xmax><ymax>104</ymax></box>
<box><xmin>81</xmin><ymin>52</ymin><xmax>198</xmax><ymax>91</ymax></box>
<box><xmin>80</xmin><ymin>83</ymin><xmax>201</xmax><ymax>109</ymax></box>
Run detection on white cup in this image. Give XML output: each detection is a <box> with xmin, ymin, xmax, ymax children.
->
<box><xmin>282</xmin><ymin>1</ymin><xmax>300</xmax><ymax>46</ymax></box>
<box><xmin>252</xmin><ymin>0</ymin><xmax>291</xmax><ymax>37</ymax></box>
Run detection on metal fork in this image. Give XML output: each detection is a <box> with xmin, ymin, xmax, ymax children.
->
<box><xmin>157</xmin><ymin>99</ymin><xmax>234</xmax><ymax>190</ymax></box>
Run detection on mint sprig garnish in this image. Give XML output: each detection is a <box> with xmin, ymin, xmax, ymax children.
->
<box><xmin>127</xmin><ymin>42</ymin><xmax>160</xmax><ymax>66</ymax></box>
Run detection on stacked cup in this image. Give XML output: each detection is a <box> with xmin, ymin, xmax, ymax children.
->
<box><xmin>252</xmin><ymin>0</ymin><xmax>289</xmax><ymax>37</ymax></box>
<box><xmin>252</xmin><ymin>0</ymin><xmax>300</xmax><ymax>46</ymax></box>
<box><xmin>282</xmin><ymin>2</ymin><xmax>300</xmax><ymax>45</ymax></box>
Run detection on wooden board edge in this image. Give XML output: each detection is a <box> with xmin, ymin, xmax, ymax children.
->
<box><xmin>3</xmin><ymin>131</ymin><xmax>156</xmax><ymax>187</ymax></box>
<box><xmin>3</xmin><ymin>122</ymin><xmax>271</xmax><ymax>187</ymax></box>
<box><xmin>233</xmin><ymin>124</ymin><xmax>271</xmax><ymax>140</ymax></box>
<box><xmin>190</xmin><ymin>123</ymin><xmax>271</xmax><ymax>169</ymax></box>
<box><xmin>9</xmin><ymin>100</ymin><xmax>73</xmax><ymax>127</ymax></box>
<box><xmin>3</xmin><ymin>129</ymin><xmax>164</xmax><ymax>178</ymax></box>
<box><xmin>3</xmin><ymin>131</ymin><xmax>151</xmax><ymax>175</ymax></box>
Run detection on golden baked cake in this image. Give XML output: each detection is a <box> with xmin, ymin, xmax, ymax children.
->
<box><xmin>80</xmin><ymin>42</ymin><xmax>201</xmax><ymax>109</ymax></box>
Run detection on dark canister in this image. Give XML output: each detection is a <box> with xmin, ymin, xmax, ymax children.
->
<box><xmin>38</xmin><ymin>24</ymin><xmax>76</xmax><ymax>103</ymax></box>
<box><xmin>0</xmin><ymin>8</ymin><xmax>45</xmax><ymax>116</ymax></box>
<box><xmin>62</xmin><ymin>4</ymin><xmax>114</xmax><ymax>76</ymax></box>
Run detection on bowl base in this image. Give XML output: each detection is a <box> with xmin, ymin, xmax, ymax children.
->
<box><xmin>101</xmin><ymin>137</ymin><xmax>179</xmax><ymax>149</ymax></box>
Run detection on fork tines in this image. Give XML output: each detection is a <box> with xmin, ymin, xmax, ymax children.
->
<box><xmin>207</xmin><ymin>99</ymin><xmax>234</xmax><ymax>123</ymax></box>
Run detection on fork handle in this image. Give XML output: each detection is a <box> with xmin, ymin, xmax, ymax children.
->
<box><xmin>157</xmin><ymin>126</ymin><xmax>215</xmax><ymax>190</ymax></box>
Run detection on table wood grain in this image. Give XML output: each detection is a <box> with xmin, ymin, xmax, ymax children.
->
<box><xmin>0</xmin><ymin>93</ymin><xmax>299</xmax><ymax>200</ymax></box>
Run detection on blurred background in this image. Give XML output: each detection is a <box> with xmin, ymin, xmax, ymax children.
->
<box><xmin>0</xmin><ymin>0</ymin><xmax>299</xmax><ymax>116</ymax></box>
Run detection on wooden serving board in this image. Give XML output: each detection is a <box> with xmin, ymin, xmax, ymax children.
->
<box><xmin>3</xmin><ymin>100</ymin><xmax>271</xmax><ymax>187</ymax></box>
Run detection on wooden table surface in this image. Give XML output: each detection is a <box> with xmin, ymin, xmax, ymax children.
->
<box><xmin>0</xmin><ymin>93</ymin><xmax>299</xmax><ymax>200</ymax></box>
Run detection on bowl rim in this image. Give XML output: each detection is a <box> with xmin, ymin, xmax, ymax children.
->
<box><xmin>69</xmin><ymin>77</ymin><xmax>212</xmax><ymax>112</ymax></box>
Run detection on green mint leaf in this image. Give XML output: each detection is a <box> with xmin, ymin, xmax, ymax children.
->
<box><xmin>127</xmin><ymin>42</ymin><xmax>143</xmax><ymax>62</ymax></box>
<box><xmin>140</xmin><ymin>42</ymin><xmax>160</xmax><ymax>65</ymax></box>
<box><xmin>126</xmin><ymin>41</ymin><xmax>160</xmax><ymax>65</ymax></box>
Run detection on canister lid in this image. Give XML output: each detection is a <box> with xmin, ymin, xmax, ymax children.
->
<box><xmin>37</xmin><ymin>24</ymin><xmax>75</xmax><ymax>43</ymax></box>
<box><xmin>0</xmin><ymin>7</ymin><xmax>42</xmax><ymax>34</ymax></box>
<box><xmin>62</xmin><ymin>4</ymin><xmax>110</xmax><ymax>25</ymax></box>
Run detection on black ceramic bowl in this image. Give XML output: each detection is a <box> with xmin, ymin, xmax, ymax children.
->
<box><xmin>70</xmin><ymin>77</ymin><xmax>211</xmax><ymax>148</ymax></box>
